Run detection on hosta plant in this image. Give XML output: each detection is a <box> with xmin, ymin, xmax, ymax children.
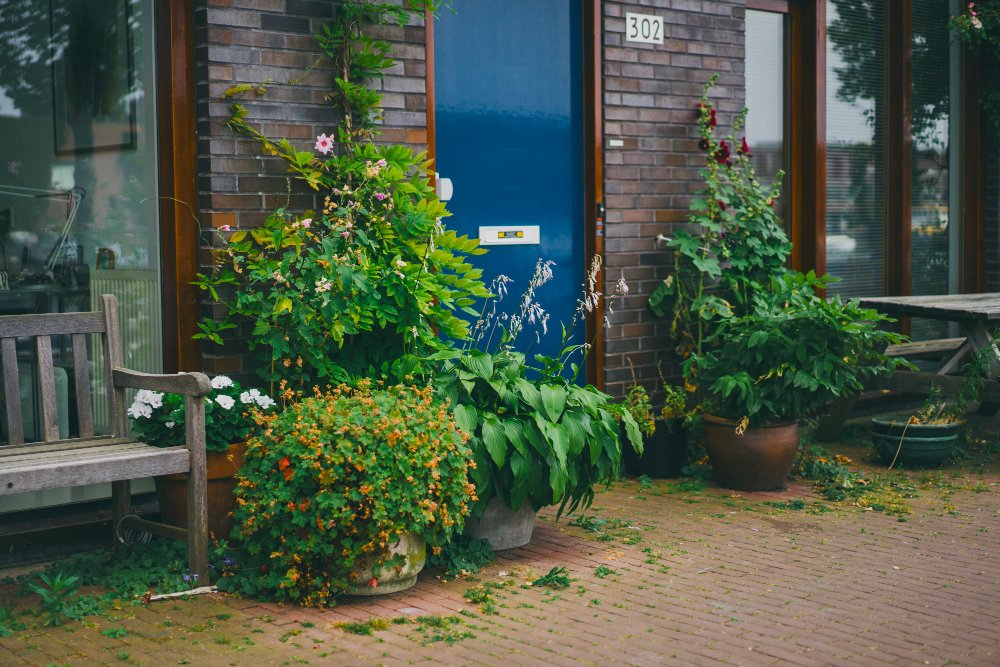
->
<box><xmin>220</xmin><ymin>381</ymin><xmax>474</xmax><ymax>607</ymax></box>
<box><xmin>434</xmin><ymin>259</ymin><xmax>642</xmax><ymax>518</ymax></box>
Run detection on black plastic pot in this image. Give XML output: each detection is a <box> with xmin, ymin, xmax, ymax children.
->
<box><xmin>622</xmin><ymin>418</ymin><xmax>688</xmax><ymax>478</ymax></box>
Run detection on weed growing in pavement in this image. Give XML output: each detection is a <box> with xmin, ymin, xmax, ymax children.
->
<box><xmin>412</xmin><ymin>615</ymin><xmax>473</xmax><ymax>645</ymax></box>
<box><xmin>594</xmin><ymin>564</ymin><xmax>617</xmax><ymax>578</ymax></box>
<box><xmin>0</xmin><ymin>606</ymin><xmax>27</xmax><ymax>636</ymax></box>
<box><xmin>530</xmin><ymin>567</ymin><xmax>571</xmax><ymax>590</ymax></box>
<box><xmin>799</xmin><ymin>447</ymin><xmax>916</xmax><ymax>517</ymax></box>
<box><xmin>102</xmin><ymin>627</ymin><xmax>129</xmax><ymax>639</ymax></box>
<box><xmin>764</xmin><ymin>499</ymin><xmax>806</xmax><ymax>511</ymax></box>
<box><xmin>336</xmin><ymin>617</ymin><xmax>394</xmax><ymax>636</ymax></box>
<box><xmin>27</xmin><ymin>572</ymin><xmax>79</xmax><ymax>627</ymax></box>
<box><xmin>463</xmin><ymin>579</ymin><xmax>512</xmax><ymax>615</ymax></box>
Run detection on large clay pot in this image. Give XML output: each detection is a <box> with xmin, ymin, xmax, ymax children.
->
<box><xmin>464</xmin><ymin>498</ymin><xmax>537</xmax><ymax>550</ymax></box>
<box><xmin>702</xmin><ymin>415</ymin><xmax>799</xmax><ymax>491</ymax></box>
<box><xmin>154</xmin><ymin>442</ymin><xmax>246</xmax><ymax>539</ymax></box>
<box><xmin>622</xmin><ymin>418</ymin><xmax>688</xmax><ymax>478</ymax></box>
<box><xmin>343</xmin><ymin>532</ymin><xmax>426</xmax><ymax>596</ymax></box>
<box><xmin>870</xmin><ymin>415</ymin><xmax>960</xmax><ymax>467</ymax></box>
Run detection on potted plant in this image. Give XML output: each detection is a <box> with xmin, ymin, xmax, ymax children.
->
<box><xmin>620</xmin><ymin>380</ymin><xmax>690</xmax><ymax>479</ymax></box>
<box><xmin>433</xmin><ymin>259</ymin><xmax>642</xmax><ymax>549</ymax></box>
<box><xmin>218</xmin><ymin>381</ymin><xmax>474</xmax><ymax>606</ymax></box>
<box><xmin>870</xmin><ymin>338</ymin><xmax>994</xmax><ymax>467</ymax></box>
<box><xmin>689</xmin><ymin>273</ymin><xmax>908</xmax><ymax>491</ymax></box>
<box><xmin>128</xmin><ymin>375</ymin><xmax>276</xmax><ymax>538</ymax></box>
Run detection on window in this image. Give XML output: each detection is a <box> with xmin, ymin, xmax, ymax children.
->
<box><xmin>746</xmin><ymin>9</ymin><xmax>788</xmax><ymax>224</ymax></box>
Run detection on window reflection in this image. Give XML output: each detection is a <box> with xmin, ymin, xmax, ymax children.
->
<box><xmin>745</xmin><ymin>10</ymin><xmax>786</xmax><ymax>223</ymax></box>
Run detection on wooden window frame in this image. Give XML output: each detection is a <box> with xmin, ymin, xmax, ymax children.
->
<box><xmin>157</xmin><ymin>0</ymin><xmax>200</xmax><ymax>373</ymax></box>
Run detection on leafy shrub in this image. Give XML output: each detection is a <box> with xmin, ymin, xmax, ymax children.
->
<box><xmin>222</xmin><ymin>382</ymin><xmax>474</xmax><ymax>606</ymax></box>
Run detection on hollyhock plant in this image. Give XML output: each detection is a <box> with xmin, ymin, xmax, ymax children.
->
<box><xmin>648</xmin><ymin>73</ymin><xmax>791</xmax><ymax>359</ymax></box>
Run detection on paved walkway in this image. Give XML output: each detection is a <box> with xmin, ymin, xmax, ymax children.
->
<box><xmin>2</xmin><ymin>442</ymin><xmax>998</xmax><ymax>666</ymax></box>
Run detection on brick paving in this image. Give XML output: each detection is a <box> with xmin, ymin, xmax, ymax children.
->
<box><xmin>1</xmin><ymin>443</ymin><xmax>998</xmax><ymax>666</ymax></box>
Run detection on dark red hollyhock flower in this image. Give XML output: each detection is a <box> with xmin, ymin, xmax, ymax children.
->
<box><xmin>717</xmin><ymin>199</ymin><xmax>727</xmax><ymax>211</ymax></box>
<box><xmin>714</xmin><ymin>140</ymin><xmax>730</xmax><ymax>163</ymax></box>
<box><xmin>698</xmin><ymin>138</ymin><xmax>710</xmax><ymax>151</ymax></box>
<box><xmin>709</xmin><ymin>108</ymin><xmax>718</xmax><ymax>127</ymax></box>
<box><xmin>739</xmin><ymin>136</ymin><xmax>751</xmax><ymax>156</ymax></box>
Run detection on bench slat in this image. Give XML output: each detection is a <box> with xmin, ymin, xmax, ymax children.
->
<box><xmin>0</xmin><ymin>447</ymin><xmax>189</xmax><ymax>495</ymax></box>
<box><xmin>1</xmin><ymin>442</ymin><xmax>174</xmax><ymax>466</ymax></box>
<box><xmin>885</xmin><ymin>337</ymin><xmax>967</xmax><ymax>358</ymax></box>
<box><xmin>0</xmin><ymin>311</ymin><xmax>106</xmax><ymax>338</ymax></box>
<box><xmin>36</xmin><ymin>336</ymin><xmax>60</xmax><ymax>442</ymax></box>
<box><xmin>72</xmin><ymin>333</ymin><xmax>94</xmax><ymax>438</ymax></box>
<box><xmin>0</xmin><ymin>436</ymin><xmax>137</xmax><ymax>457</ymax></box>
<box><xmin>1</xmin><ymin>338</ymin><xmax>22</xmax><ymax>446</ymax></box>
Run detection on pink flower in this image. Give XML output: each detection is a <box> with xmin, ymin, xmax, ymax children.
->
<box><xmin>340</xmin><ymin>230</ymin><xmax>350</xmax><ymax>238</ymax></box>
<box><xmin>300</xmin><ymin>218</ymin><xmax>312</xmax><ymax>228</ymax></box>
<box><xmin>375</xmin><ymin>193</ymin><xmax>387</xmax><ymax>201</ymax></box>
<box><xmin>314</xmin><ymin>134</ymin><xmax>333</xmax><ymax>155</ymax></box>
<box><xmin>376</xmin><ymin>159</ymin><xmax>387</xmax><ymax>167</ymax></box>
<box><xmin>220</xmin><ymin>224</ymin><xmax>231</xmax><ymax>232</ymax></box>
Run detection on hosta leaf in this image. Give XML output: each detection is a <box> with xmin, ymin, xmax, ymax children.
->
<box><xmin>540</xmin><ymin>384</ymin><xmax>567</xmax><ymax>422</ymax></box>
<box><xmin>481</xmin><ymin>413</ymin><xmax>508</xmax><ymax>468</ymax></box>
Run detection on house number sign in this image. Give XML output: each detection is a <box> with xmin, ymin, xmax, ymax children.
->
<box><xmin>625</xmin><ymin>12</ymin><xmax>663</xmax><ymax>45</ymax></box>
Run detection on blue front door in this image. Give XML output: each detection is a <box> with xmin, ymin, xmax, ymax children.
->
<box><xmin>434</xmin><ymin>1</ymin><xmax>585</xmax><ymax>363</ymax></box>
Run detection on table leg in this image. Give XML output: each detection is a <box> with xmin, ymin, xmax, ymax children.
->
<box><xmin>959</xmin><ymin>321</ymin><xmax>1000</xmax><ymax>415</ymax></box>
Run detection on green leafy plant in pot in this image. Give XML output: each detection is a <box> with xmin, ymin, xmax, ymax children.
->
<box><xmin>433</xmin><ymin>258</ymin><xmax>643</xmax><ymax>549</ymax></box>
<box><xmin>219</xmin><ymin>381</ymin><xmax>475</xmax><ymax>606</ymax></box>
<box><xmin>128</xmin><ymin>375</ymin><xmax>276</xmax><ymax>538</ymax></box>
<box><xmin>620</xmin><ymin>368</ymin><xmax>690</xmax><ymax>479</ymax></box>
<box><xmin>688</xmin><ymin>273</ymin><xmax>908</xmax><ymax>491</ymax></box>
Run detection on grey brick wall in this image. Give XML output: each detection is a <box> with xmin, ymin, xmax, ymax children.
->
<box><xmin>600</xmin><ymin>0</ymin><xmax>747</xmax><ymax>400</ymax></box>
<box><xmin>193</xmin><ymin>0</ymin><xmax>429</xmax><ymax>374</ymax></box>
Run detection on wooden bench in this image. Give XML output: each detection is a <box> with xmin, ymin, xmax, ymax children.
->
<box><xmin>0</xmin><ymin>295</ymin><xmax>211</xmax><ymax>582</ymax></box>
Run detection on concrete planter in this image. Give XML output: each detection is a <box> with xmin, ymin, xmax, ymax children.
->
<box><xmin>464</xmin><ymin>498</ymin><xmax>537</xmax><ymax>550</ymax></box>
<box><xmin>344</xmin><ymin>532</ymin><xmax>426</xmax><ymax>596</ymax></box>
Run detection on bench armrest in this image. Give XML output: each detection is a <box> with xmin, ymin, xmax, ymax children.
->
<box><xmin>112</xmin><ymin>368</ymin><xmax>213</xmax><ymax>397</ymax></box>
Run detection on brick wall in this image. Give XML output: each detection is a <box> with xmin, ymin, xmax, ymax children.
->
<box><xmin>193</xmin><ymin>0</ymin><xmax>429</xmax><ymax>374</ymax></box>
<box><xmin>599</xmin><ymin>0</ymin><xmax>747</xmax><ymax>400</ymax></box>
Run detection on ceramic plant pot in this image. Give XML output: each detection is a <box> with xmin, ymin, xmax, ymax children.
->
<box><xmin>154</xmin><ymin>441</ymin><xmax>246</xmax><ymax>539</ymax></box>
<box><xmin>870</xmin><ymin>415</ymin><xmax>960</xmax><ymax>467</ymax></box>
<box><xmin>702</xmin><ymin>415</ymin><xmax>799</xmax><ymax>491</ymax></box>
<box><xmin>622</xmin><ymin>417</ymin><xmax>688</xmax><ymax>478</ymax></box>
<box><xmin>344</xmin><ymin>532</ymin><xmax>426</xmax><ymax>596</ymax></box>
<box><xmin>464</xmin><ymin>497</ymin><xmax>537</xmax><ymax>550</ymax></box>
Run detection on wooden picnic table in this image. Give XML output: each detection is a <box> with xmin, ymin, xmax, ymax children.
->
<box><xmin>816</xmin><ymin>293</ymin><xmax>1000</xmax><ymax>438</ymax></box>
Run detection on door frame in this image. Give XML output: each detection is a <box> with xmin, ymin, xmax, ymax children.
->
<box><xmin>425</xmin><ymin>1</ymin><xmax>604</xmax><ymax>388</ymax></box>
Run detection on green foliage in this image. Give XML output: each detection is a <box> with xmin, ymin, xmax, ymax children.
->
<box><xmin>435</xmin><ymin>348</ymin><xmax>641</xmax><ymax>518</ymax></box>
<box><xmin>205</xmin><ymin>1</ymin><xmax>488</xmax><ymax>386</ymax></box>
<box><xmin>688</xmin><ymin>272</ymin><xmax>909</xmax><ymax>427</ymax></box>
<box><xmin>27</xmin><ymin>572</ymin><xmax>79</xmax><ymax>627</ymax></box>
<box><xmin>530</xmin><ymin>566</ymin><xmax>571</xmax><ymax>590</ymax></box>
<box><xmin>337</xmin><ymin>617</ymin><xmax>393</xmax><ymax>635</ymax></box>
<box><xmin>221</xmin><ymin>382</ymin><xmax>474</xmax><ymax>606</ymax></box>
<box><xmin>649</xmin><ymin>74</ymin><xmax>791</xmax><ymax>359</ymax></box>
<box><xmin>799</xmin><ymin>448</ymin><xmax>916</xmax><ymax>516</ymax></box>
<box><xmin>40</xmin><ymin>539</ymin><xmax>191</xmax><ymax>600</ymax></box>
<box><xmin>0</xmin><ymin>606</ymin><xmax>27</xmax><ymax>637</ymax></box>
<box><xmin>426</xmin><ymin>535</ymin><xmax>494</xmax><ymax>579</ymax></box>
<box><xmin>127</xmin><ymin>375</ymin><xmax>275</xmax><ymax>452</ymax></box>
<box><xmin>949</xmin><ymin>3</ymin><xmax>1000</xmax><ymax>135</ymax></box>
<box><xmin>413</xmin><ymin>615</ymin><xmax>473</xmax><ymax>644</ymax></box>
<box><xmin>624</xmin><ymin>385</ymin><xmax>656</xmax><ymax>438</ymax></box>
<box><xmin>594</xmin><ymin>564</ymin><xmax>617</xmax><ymax>579</ymax></box>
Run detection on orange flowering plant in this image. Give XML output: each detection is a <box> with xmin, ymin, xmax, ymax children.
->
<box><xmin>218</xmin><ymin>381</ymin><xmax>475</xmax><ymax>606</ymax></box>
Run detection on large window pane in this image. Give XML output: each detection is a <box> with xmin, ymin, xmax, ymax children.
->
<box><xmin>745</xmin><ymin>10</ymin><xmax>786</xmax><ymax>223</ymax></box>
<box><xmin>0</xmin><ymin>0</ymin><xmax>161</xmax><ymax>511</ymax></box>
<box><xmin>910</xmin><ymin>2</ymin><xmax>954</xmax><ymax>340</ymax></box>
<box><xmin>826</xmin><ymin>0</ymin><xmax>887</xmax><ymax>297</ymax></box>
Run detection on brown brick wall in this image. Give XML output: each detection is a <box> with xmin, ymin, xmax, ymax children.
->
<box><xmin>600</xmin><ymin>0</ymin><xmax>747</xmax><ymax>400</ymax></box>
<box><xmin>192</xmin><ymin>0</ymin><xmax>429</xmax><ymax>374</ymax></box>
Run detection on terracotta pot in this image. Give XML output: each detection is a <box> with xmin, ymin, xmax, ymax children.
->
<box><xmin>622</xmin><ymin>418</ymin><xmax>688</xmax><ymax>478</ymax></box>
<box><xmin>702</xmin><ymin>415</ymin><xmax>799</xmax><ymax>491</ymax></box>
<box><xmin>343</xmin><ymin>532</ymin><xmax>426</xmax><ymax>596</ymax></box>
<box><xmin>464</xmin><ymin>498</ymin><xmax>537</xmax><ymax>550</ymax></box>
<box><xmin>154</xmin><ymin>442</ymin><xmax>246</xmax><ymax>539</ymax></box>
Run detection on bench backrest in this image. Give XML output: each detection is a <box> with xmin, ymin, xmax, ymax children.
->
<box><xmin>0</xmin><ymin>294</ymin><xmax>126</xmax><ymax>446</ymax></box>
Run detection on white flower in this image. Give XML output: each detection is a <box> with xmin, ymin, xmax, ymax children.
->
<box><xmin>254</xmin><ymin>394</ymin><xmax>276</xmax><ymax>409</ymax></box>
<box><xmin>134</xmin><ymin>389</ymin><xmax>164</xmax><ymax>409</ymax></box>
<box><xmin>396</xmin><ymin>259</ymin><xmax>406</xmax><ymax>268</ymax></box>
<box><xmin>616</xmin><ymin>275</ymin><xmax>629</xmax><ymax>296</ymax></box>
<box><xmin>315</xmin><ymin>277</ymin><xmax>332</xmax><ymax>293</ymax></box>
<box><xmin>240</xmin><ymin>390</ymin><xmax>255</xmax><ymax>404</ymax></box>
<box><xmin>210</xmin><ymin>375</ymin><xmax>234</xmax><ymax>389</ymax></box>
<box><xmin>127</xmin><ymin>401</ymin><xmax>152</xmax><ymax>419</ymax></box>
<box><xmin>272</xmin><ymin>271</ymin><xmax>286</xmax><ymax>283</ymax></box>
<box><xmin>215</xmin><ymin>395</ymin><xmax>236</xmax><ymax>410</ymax></box>
<box><xmin>165</xmin><ymin>421</ymin><xmax>176</xmax><ymax>429</ymax></box>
